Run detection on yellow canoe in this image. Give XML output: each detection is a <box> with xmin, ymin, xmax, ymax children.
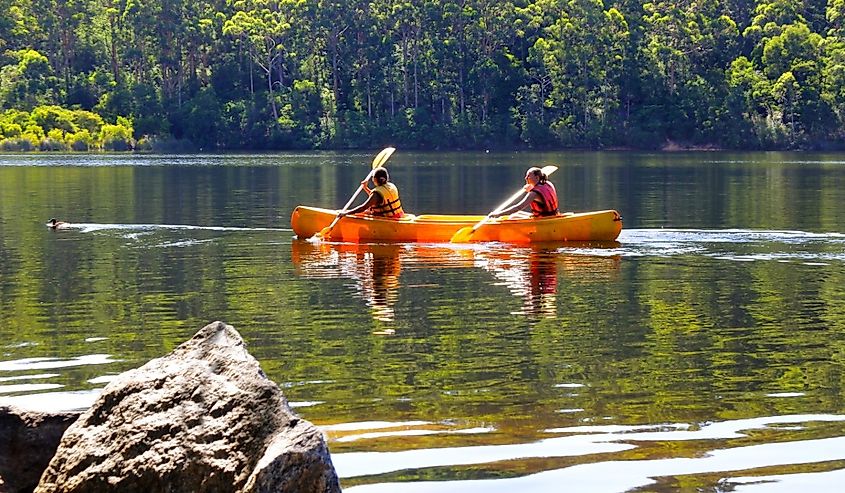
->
<box><xmin>291</xmin><ymin>206</ymin><xmax>622</xmax><ymax>243</ymax></box>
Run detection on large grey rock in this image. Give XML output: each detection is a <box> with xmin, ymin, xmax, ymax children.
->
<box><xmin>0</xmin><ymin>405</ymin><xmax>80</xmax><ymax>493</ymax></box>
<box><xmin>35</xmin><ymin>321</ymin><xmax>341</xmax><ymax>493</ymax></box>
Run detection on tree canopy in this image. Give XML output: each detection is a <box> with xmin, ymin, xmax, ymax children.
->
<box><xmin>1</xmin><ymin>0</ymin><xmax>843</xmax><ymax>151</ymax></box>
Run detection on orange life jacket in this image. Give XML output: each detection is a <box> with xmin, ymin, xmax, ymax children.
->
<box><xmin>530</xmin><ymin>182</ymin><xmax>559</xmax><ymax>217</ymax></box>
<box><xmin>371</xmin><ymin>182</ymin><xmax>404</xmax><ymax>218</ymax></box>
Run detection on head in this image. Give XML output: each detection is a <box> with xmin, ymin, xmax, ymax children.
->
<box><xmin>48</xmin><ymin>218</ymin><xmax>58</xmax><ymax>225</ymax></box>
<box><xmin>373</xmin><ymin>167</ymin><xmax>389</xmax><ymax>186</ymax></box>
<box><xmin>525</xmin><ymin>167</ymin><xmax>547</xmax><ymax>186</ymax></box>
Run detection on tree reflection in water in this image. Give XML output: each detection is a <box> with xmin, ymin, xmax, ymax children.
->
<box><xmin>291</xmin><ymin>240</ymin><xmax>621</xmax><ymax>323</ymax></box>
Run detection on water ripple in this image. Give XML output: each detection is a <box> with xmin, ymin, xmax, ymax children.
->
<box><xmin>68</xmin><ymin>223</ymin><xmax>290</xmax><ymax>233</ymax></box>
<box><xmin>342</xmin><ymin>414</ymin><xmax>845</xmax><ymax>493</ymax></box>
<box><xmin>604</xmin><ymin>229</ymin><xmax>845</xmax><ymax>262</ymax></box>
<box><xmin>0</xmin><ymin>354</ymin><xmax>117</xmax><ymax>371</ymax></box>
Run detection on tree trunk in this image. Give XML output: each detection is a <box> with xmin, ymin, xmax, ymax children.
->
<box><xmin>56</xmin><ymin>3</ymin><xmax>74</xmax><ymax>94</ymax></box>
<box><xmin>249</xmin><ymin>47</ymin><xmax>254</xmax><ymax>95</ymax></box>
<box><xmin>268</xmin><ymin>59</ymin><xmax>279</xmax><ymax>123</ymax></box>
<box><xmin>459</xmin><ymin>66</ymin><xmax>466</xmax><ymax>116</ymax></box>
<box><xmin>412</xmin><ymin>28</ymin><xmax>419</xmax><ymax>108</ymax></box>
<box><xmin>109</xmin><ymin>15</ymin><xmax>119</xmax><ymax>81</ymax></box>
<box><xmin>367</xmin><ymin>73</ymin><xmax>372</xmax><ymax>118</ymax></box>
<box><xmin>402</xmin><ymin>35</ymin><xmax>409</xmax><ymax>108</ymax></box>
<box><xmin>330</xmin><ymin>33</ymin><xmax>340</xmax><ymax>111</ymax></box>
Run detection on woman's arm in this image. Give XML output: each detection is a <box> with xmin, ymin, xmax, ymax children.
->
<box><xmin>340</xmin><ymin>192</ymin><xmax>380</xmax><ymax>216</ymax></box>
<box><xmin>490</xmin><ymin>191</ymin><xmax>537</xmax><ymax>218</ymax></box>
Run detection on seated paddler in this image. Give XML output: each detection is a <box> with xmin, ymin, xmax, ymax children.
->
<box><xmin>340</xmin><ymin>167</ymin><xmax>405</xmax><ymax>218</ymax></box>
<box><xmin>490</xmin><ymin>166</ymin><xmax>559</xmax><ymax>219</ymax></box>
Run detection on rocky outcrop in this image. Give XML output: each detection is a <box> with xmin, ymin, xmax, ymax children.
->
<box><xmin>35</xmin><ymin>321</ymin><xmax>341</xmax><ymax>493</ymax></box>
<box><xmin>0</xmin><ymin>406</ymin><xmax>80</xmax><ymax>493</ymax></box>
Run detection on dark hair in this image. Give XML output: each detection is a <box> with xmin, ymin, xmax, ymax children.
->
<box><xmin>373</xmin><ymin>167</ymin><xmax>389</xmax><ymax>185</ymax></box>
<box><xmin>527</xmin><ymin>167</ymin><xmax>547</xmax><ymax>184</ymax></box>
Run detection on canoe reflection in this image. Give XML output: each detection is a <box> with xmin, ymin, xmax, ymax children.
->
<box><xmin>291</xmin><ymin>242</ymin><xmax>402</xmax><ymax>323</ymax></box>
<box><xmin>290</xmin><ymin>241</ymin><xmax>621</xmax><ymax>322</ymax></box>
<box><xmin>465</xmin><ymin>242</ymin><xmax>621</xmax><ymax>318</ymax></box>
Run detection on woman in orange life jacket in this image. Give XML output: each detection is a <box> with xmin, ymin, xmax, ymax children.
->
<box><xmin>490</xmin><ymin>166</ymin><xmax>559</xmax><ymax>218</ymax></box>
<box><xmin>339</xmin><ymin>167</ymin><xmax>405</xmax><ymax>218</ymax></box>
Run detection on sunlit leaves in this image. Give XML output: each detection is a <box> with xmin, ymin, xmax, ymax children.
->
<box><xmin>1</xmin><ymin>0</ymin><xmax>845</xmax><ymax>149</ymax></box>
<box><xmin>0</xmin><ymin>105</ymin><xmax>131</xmax><ymax>150</ymax></box>
<box><xmin>517</xmin><ymin>0</ymin><xmax>629</xmax><ymax>146</ymax></box>
<box><xmin>762</xmin><ymin>23</ymin><xmax>822</xmax><ymax>79</ymax></box>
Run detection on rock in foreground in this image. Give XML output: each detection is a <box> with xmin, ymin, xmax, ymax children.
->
<box><xmin>36</xmin><ymin>321</ymin><xmax>341</xmax><ymax>493</ymax></box>
<box><xmin>0</xmin><ymin>405</ymin><xmax>80</xmax><ymax>493</ymax></box>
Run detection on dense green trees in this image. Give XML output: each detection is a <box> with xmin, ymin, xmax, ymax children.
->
<box><xmin>0</xmin><ymin>0</ymin><xmax>844</xmax><ymax>150</ymax></box>
<box><xmin>0</xmin><ymin>104</ymin><xmax>133</xmax><ymax>150</ymax></box>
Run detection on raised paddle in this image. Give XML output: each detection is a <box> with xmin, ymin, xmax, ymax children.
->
<box><xmin>315</xmin><ymin>147</ymin><xmax>396</xmax><ymax>239</ymax></box>
<box><xmin>449</xmin><ymin>164</ymin><xmax>558</xmax><ymax>243</ymax></box>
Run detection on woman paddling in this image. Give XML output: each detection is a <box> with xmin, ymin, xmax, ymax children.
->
<box><xmin>339</xmin><ymin>167</ymin><xmax>405</xmax><ymax>218</ymax></box>
<box><xmin>490</xmin><ymin>167</ymin><xmax>559</xmax><ymax>218</ymax></box>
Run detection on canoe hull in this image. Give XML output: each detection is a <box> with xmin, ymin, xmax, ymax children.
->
<box><xmin>291</xmin><ymin>206</ymin><xmax>622</xmax><ymax>243</ymax></box>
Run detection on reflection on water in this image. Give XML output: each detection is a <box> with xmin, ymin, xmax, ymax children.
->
<box><xmin>0</xmin><ymin>354</ymin><xmax>117</xmax><ymax>372</ymax></box>
<box><xmin>3</xmin><ymin>153</ymin><xmax>845</xmax><ymax>492</ymax></box>
<box><xmin>0</xmin><ymin>389</ymin><xmax>105</xmax><ymax>412</ymax></box>
<box><xmin>323</xmin><ymin>420</ymin><xmax>495</xmax><ymax>444</ymax></box>
<box><xmin>292</xmin><ymin>242</ymin><xmax>402</xmax><ymax>323</ymax></box>
<box><xmin>345</xmin><ymin>436</ymin><xmax>845</xmax><ymax>493</ymax></box>
<box><xmin>341</xmin><ymin>414</ymin><xmax>845</xmax><ymax>492</ymax></box>
<box><xmin>291</xmin><ymin>241</ymin><xmax>622</xmax><ymax>321</ymax></box>
<box><xmin>470</xmin><ymin>243</ymin><xmax>621</xmax><ymax>318</ymax></box>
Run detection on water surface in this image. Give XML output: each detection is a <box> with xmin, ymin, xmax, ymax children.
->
<box><xmin>1</xmin><ymin>151</ymin><xmax>844</xmax><ymax>491</ymax></box>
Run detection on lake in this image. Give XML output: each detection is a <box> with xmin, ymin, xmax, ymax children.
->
<box><xmin>1</xmin><ymin>151</ymin><xmax>844</xmax><ymax>492</ymax></box>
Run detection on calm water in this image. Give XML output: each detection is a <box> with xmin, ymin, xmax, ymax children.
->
<box><xmin>1</xmin><ymin>151</ymin><xmax>845</xmax><ymax>492</ymax></box>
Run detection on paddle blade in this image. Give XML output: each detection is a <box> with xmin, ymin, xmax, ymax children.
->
<box><xmin>316</xmin><ymin>226</ymin><xmax>333</xmax><ymax>240</ymax></box>
<box><xmin>372</xmin><ymin>147</ymin><xmax>396</xmax><ymax>169</ymax></box>
<box><xmin>449</xmin><ymin>226</ymin><xmax>474</xmax><ymax>243</ymax></box>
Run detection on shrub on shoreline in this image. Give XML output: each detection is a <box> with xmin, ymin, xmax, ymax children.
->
<box><xmin>0</xmin><ymin>106</ymin><xmax>133</xmax><ymax>152</ymax></box>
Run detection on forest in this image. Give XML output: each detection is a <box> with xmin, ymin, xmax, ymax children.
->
<box><xmin>0</xmin><ymin>0</ymin><xmax>843</xmax><ymax>151</ymax></box>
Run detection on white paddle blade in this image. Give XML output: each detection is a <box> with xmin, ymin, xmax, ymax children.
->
<box><xmin>372</xmin><ymin>147</ymin><xmax>396</xmax><ymax>169</ymax></box>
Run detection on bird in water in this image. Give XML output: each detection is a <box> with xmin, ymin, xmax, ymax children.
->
<box><xmin>46</xmin><ymin>218</ymin><xmax>69</xmax><ymax>229</ymax></box>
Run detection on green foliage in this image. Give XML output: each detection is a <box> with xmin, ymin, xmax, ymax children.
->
<box><xmin>32</xmin><ymin>106</ymin><xmax>78</xmax><ymax>134</ymax></box>
<box><xmin>0</xmin><ymin>0</ymin><xmax>844</xmax><ymax>150</ymax></box>
<box><xmin>0</xmin><ymin>106</ymin><xmax>134</xmax><ymax>151</ymax></box>
<box><xmin>67</xmin><ymin>129</ymin><xmax>94</xmax><ymax>151</ymax></box>
<box><xmin>175</xmin><ymin>88</ymin><xmax>222</xmax><ymax>149</ymax></box>
<box><xmin>0</xmin><ymin>49</ymin><xmax>57</xmax><ymax>110</ymax></box>
<box><xmin>101</xmin><ymin>121</ymin><xmax>134</xmax><ymax>151</ymax></box>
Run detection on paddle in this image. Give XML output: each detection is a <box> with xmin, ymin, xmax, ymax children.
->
<box><xmin>449</xmin><ymin>165</ymin><xmax>558</xmax><ymax>243</ymax></box>
<box><xmin>315</xmin><ymin>147</ymin><xmax>396</xmax><ymax>239</ymax></box>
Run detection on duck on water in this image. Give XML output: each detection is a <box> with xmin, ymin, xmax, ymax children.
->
<box><xmin>46</xmin><ymin>218</ymin><xmax>69</xmax><ymax>229</ymax></box>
